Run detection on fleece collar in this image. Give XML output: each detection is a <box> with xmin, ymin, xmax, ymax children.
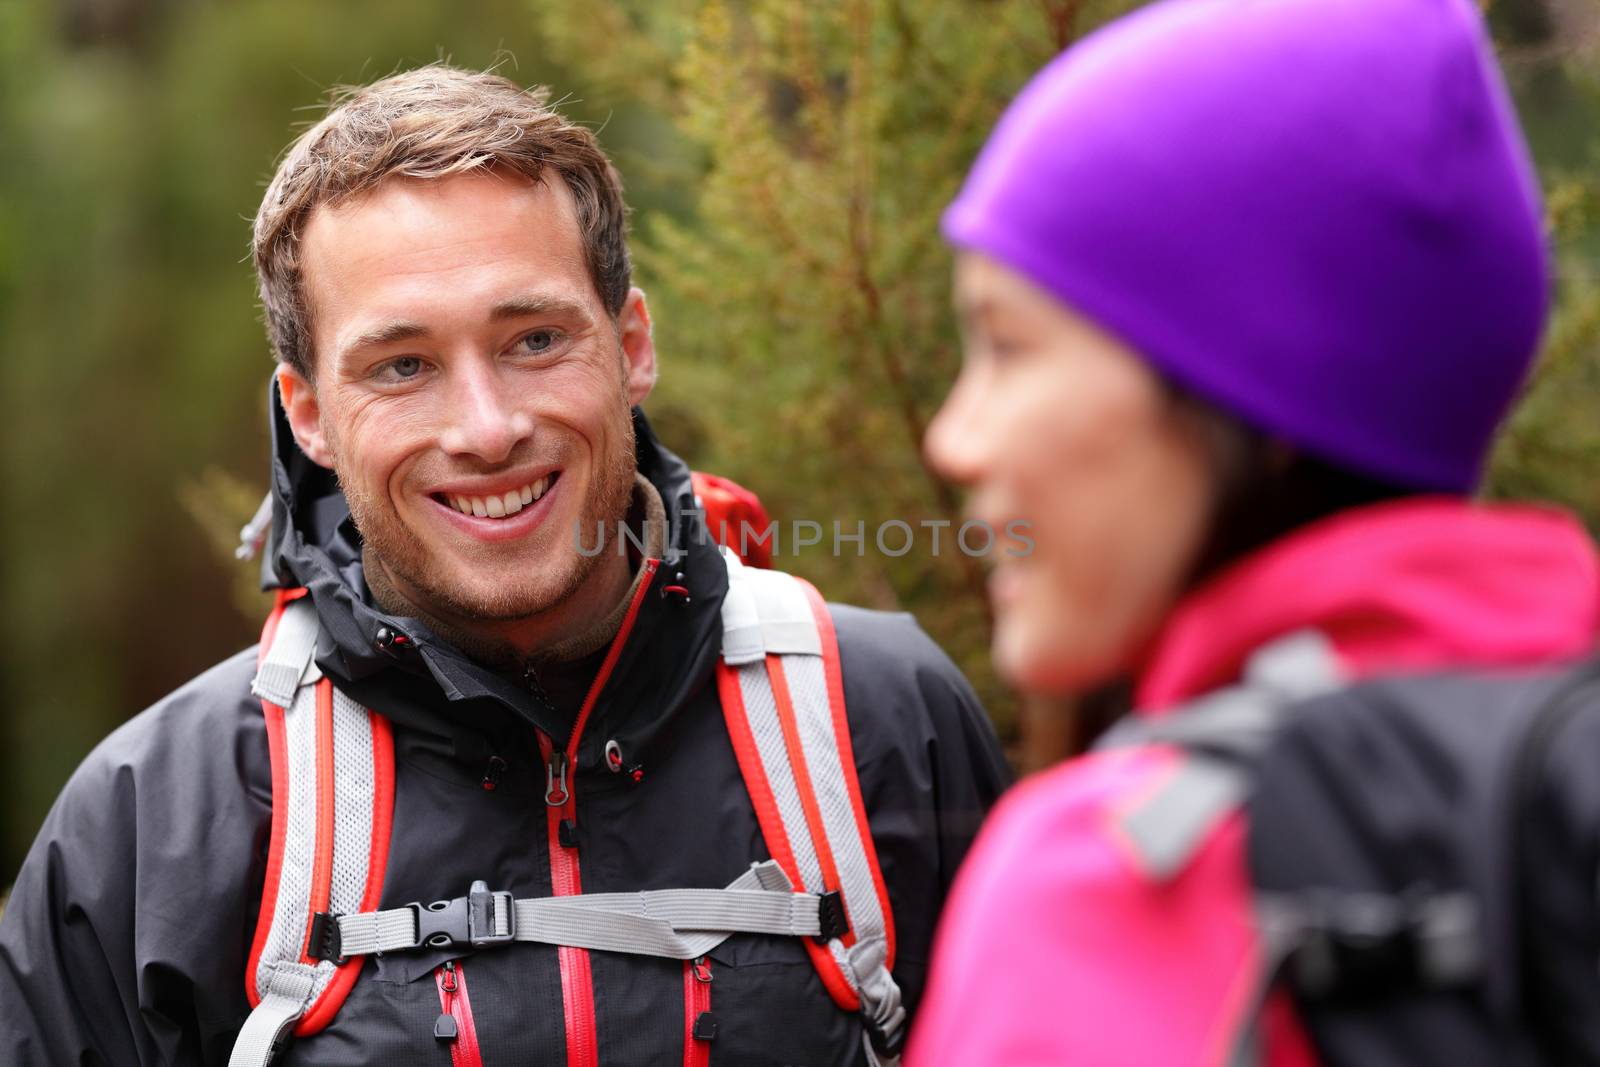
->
<box><xmin>1136</xmin><ymin>497</ymin><xmax>1600</xmax><ymax>712</ymax></box>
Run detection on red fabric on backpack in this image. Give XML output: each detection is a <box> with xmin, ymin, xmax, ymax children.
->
<box><xmin>691</xmin><ymin>471</ymin><xmax>772</xmax><ymax>569</ymax></box>
<box><xmin>908</xmin><ymin>498</ymin><xmax>1600</xmax><ymax>1067</ymax></box>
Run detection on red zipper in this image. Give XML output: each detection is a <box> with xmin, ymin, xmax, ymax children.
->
<box><xmin>433</xmin><ymin>960</ymin><xmax>484</xmax><ymax>1067</ymax></box>
<box><xmin>682</xmin><ymin>956</ymin><xmax>714</xmax><ymax>1067</ymax></box>
<box><xmin>541</xmin><ymin>558</ymin><xmax>661</xmax><ymax>1067</ymax></box>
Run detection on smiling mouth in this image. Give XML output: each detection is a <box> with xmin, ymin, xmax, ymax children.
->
<box><xmin>433</xmin><ymin>471</ymin><xmax>560</xmax><ymax>519</ymax></box>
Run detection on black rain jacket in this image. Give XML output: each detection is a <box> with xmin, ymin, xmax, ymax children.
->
<box><xmin>0</xmin><ymin>396</ymin><xmax>1010</xmax><ymax>1066</ymax></box>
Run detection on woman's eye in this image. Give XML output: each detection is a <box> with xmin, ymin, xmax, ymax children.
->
<box><xmin>519</xmin><ymin>329</ymin><xmax>559</xmax><ymax>354</ymax></box>
<box><xmin>986</xmin><ymin>338</ymin><xmax>1022</xmax><ymax>362</ymax></box>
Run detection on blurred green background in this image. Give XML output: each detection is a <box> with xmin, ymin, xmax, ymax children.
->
<box><xmin>1</xmin><ymin>0</ymin><xmax>1597</xmax><ymax>884</ymax></box>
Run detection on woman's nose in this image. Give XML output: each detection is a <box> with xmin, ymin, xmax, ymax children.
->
<box><xmin>924</xmin><ymin>369</ymin><xmax>992</xmax><ymax>488</ymax></box>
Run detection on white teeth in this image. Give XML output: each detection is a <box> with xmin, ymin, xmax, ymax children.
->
<box><xmin>448</xmin><ymin>477</ymin><xmax>553</xmax><ymax>519</ymax></box>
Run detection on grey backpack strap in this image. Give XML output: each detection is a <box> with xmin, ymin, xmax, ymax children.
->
<box><xmin>325</xmin><ymin>860</ymin><xmax>824</xmax><ymax>961</ymax></box>
<box><xmin>1097</xmin><ymin>630</ymin><xmax>1344</xmax><ymax>882</ymax></box>
<box><xmin>249</xmin><ymin>596</ymin><xmax>319</xmax><ymax>708</ymax></box>
<box><xmin>228</xmin><ymin>964</ymin><xmax>317</xmax><ymax>1067</ymax></box>
<box><xmin>234</xmin><ymin>594</ymin><xmax>396</xmax><ymax>1067</ymax></box>
<box><xmin>717</xmin><ymin>548</ymin><xmax>906</xmax><ymax>1064</ymax></box>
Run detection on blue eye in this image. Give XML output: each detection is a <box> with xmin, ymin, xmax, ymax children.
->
<box><xmin>520</xmin><ymin>330</ymin><xmax>558</xmax><ymax>354</ymax></box>
<box><xmin>390</xmin><ymin>356</ymin><xmax>423</xmax><ymax>378</ymax></box>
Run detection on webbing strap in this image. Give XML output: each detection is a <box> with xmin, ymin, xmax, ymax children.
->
<box><xmin>718</xmin><ymin>549</ymin><xmax>904</xmax><ymax>1060</ymax></box>
<box><xmin>1117</xmin><ymin>756</ymin><xmax>1249</xmax><ymax>881</ymax></box>
<box><xmin>1097</xmin><ymin>687</ymin><xmax>1284</xmax><ymax>761</ymax></box>
<box><xmin>228</xmin><ymin>964</ymin><xmax>317</xmax><ymax>1067</ymax></box>
<box><xmin>1098</xmin><ymin>630</ymin><xmax>1345</xmax><ymax>881</ymax></box>
<box><xmin>720</xmin><ymin>558</ymin><xmax>823</xmax><ymax>664</ymax></box>
<box><xmin>251</xmin><ymin>597</ymin><xmax>319</xmax><ymax>708</ymax></box>
<box><xmin>333</xmin><ymin>861</ymin><xmax>822</xmax><ymax>960</ymax></box>
<box><xmin>334</xmin><ymin>909</ymin><xmax>416</xmax><ymax>957</ymax></box>
<box><xmin>243</xmin><ymin>592</ymin><xmax>393</xmax><ymax>1048</ymax></box>
<box><xmin>849</xmin><ymin>937</ymin><xmax>906</xmax><ymax>1067</ymax></box>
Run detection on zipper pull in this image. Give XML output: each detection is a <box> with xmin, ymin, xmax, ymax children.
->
<box><xmin>435</xmin><ymin>961</ymin><xmax>459</xmax><ymax>1041</ymax></box>
<box><xmin>481</xmin><ymin>755</ymin><xmax>507</xmax><ymax>792</ymax></box>
<box><xmin>544</xmin><ymin>750</ymin><xmax>569</xmax><ymax>807</ymax></box>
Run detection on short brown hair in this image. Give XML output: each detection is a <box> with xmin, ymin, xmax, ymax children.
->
<box><xmin>253</xmin><ymin>64</ymin><xmax>631</xmax><ymax>378</ymax></box>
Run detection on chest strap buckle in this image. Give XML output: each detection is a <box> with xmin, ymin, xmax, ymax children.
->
<box><xmin>408</xmin><ymin>880</ymin><xmax>516</xmax><ymax>950</ymax></box>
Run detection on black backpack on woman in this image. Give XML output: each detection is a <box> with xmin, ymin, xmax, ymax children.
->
<box><xmin>1102</xmin><ymin>635</ymin><xmax>1600</xmax><ymax>1065</ymax></box>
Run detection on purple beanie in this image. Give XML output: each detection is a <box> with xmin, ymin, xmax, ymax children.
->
<box><xmin>944</xmin><ymin>0</ymin><xmax>1550</xmax><ymax>492</ymax></box>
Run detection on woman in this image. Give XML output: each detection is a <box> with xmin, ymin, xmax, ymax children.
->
<box><xmin>909</xmin><ymin>0</ymin><xmax>1600</xmax><ymax>1063</ymax></box>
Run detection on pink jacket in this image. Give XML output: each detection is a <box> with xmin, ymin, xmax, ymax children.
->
<box><xmin>907</xmin><ymin>499</ymin><xmax>1600</xmax><ymax>1066</ymax></box>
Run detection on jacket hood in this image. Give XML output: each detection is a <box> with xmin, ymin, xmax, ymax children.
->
<box><xmin>259</xmin><ymin>377</ymin><xmax>730</xmax><ymax>756</ymax></box>
<box><xmin>1136</xmin><ymin>496</ymin><xmax>1600</xmax><ymax>711</ymax></box>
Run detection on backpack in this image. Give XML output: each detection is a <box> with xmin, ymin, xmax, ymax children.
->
<box><xmin>229</xmin><ymin>538</ymin><xmax>903</xmax><ymax>1067</ymax></box>
<box><xmin>1097</xmin><ymin>630</ymin><xmax>1600</xmax><ymax>1066</ymax></box>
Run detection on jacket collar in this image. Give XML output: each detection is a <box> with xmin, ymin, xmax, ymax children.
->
<box><xmin>1136</xmin><ymin>497</ymin><xmax>1600</xmax><ymax>712</ymax></box>
<box><xmin>260</xmin><ymin>378</ymin><xmax>729</xmax><ymax>750</ymax></box>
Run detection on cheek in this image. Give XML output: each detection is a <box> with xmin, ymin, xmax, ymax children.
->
<box><xmin>550</xmin><ymin>363</ymin><xmax>634</xmax><ymax>466</ymax></box>
<box><xmin>531</xmin><ymin>356</ymin><xmax>628</xmax><ymax>430</ymax></box>
<box><xmin>328</xmin><ymin>396</ymin><xmax>432</xmax><ymax>491</ymax></box>
<box><xmin>991</xmin><ymin>398</ymin><xmax>1214</xmax><ymax>694</ymax></box>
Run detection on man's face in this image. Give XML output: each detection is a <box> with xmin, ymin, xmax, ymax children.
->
<box><xmin>280</xmin><ymin>170</ymin><xmax>655</xmax><ymax>625</ymax></box>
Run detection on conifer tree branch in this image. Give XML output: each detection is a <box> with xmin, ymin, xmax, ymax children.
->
<box><xmin>844</xmin><ymin>0</ymin><xmax>993</xmax><ymax>618</ymax></box>
<box><xmin>1039</xmin><ymin>0</ymin><xmax>1084</xmax><ymax>51</ymax></box>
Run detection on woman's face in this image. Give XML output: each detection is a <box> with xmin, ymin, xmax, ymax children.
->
<box><xmin>925</xmin><ymin>253</ymin><xmax>1215</xmax><ymax>694</ymax></box>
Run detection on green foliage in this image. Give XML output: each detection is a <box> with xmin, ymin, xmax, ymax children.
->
<box><xmin>1486</xmin><ymin>45</ymin><xmax>1600</xmax><ymax>528</ymax></box>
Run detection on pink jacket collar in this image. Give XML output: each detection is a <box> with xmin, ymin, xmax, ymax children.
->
<box><xmin>1137</xmin><ymin>497</ymin><xmax>1600</xmax><ymax>712</ymax></box>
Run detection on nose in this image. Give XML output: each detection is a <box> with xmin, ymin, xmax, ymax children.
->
<box><xmin>923</xmin><ymin>365</ymin><xmax>992</xmax><ymax>488</ymax></box>
<box><xmin>438</xmin><ymin>358</ymin><xmax>534</xmax><ymax>463</ymax></box>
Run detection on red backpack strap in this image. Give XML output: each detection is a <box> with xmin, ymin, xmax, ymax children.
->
<box><xmin>691</xmin><ymin>471</ymin><xmax>773</xmax><ymax>568</ymax></box>
<box><xmin>714</xmin><ymin>549</ymin><xmax>904</xmax><ymax>1064</ymax></box>
<box><xmin>232</xmin><ymin>590</ymin><xmax>396</xmax><ymax>1067</ymax></box>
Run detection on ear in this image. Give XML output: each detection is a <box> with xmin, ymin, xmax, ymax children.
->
<box><xmin>617</xmin><ymin>286</ymin><xmax>657</xmax><ymax>407</ymax></box>
<box><xmin>277</xmin><ymin>365</ymin><xmax>334</xmax><ymax>469</ymax></box>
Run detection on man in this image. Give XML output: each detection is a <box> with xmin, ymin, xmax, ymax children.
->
<box><xmin>0</xmin><ymin>66</ymin><xmax>1008</xmax><ymax>1065</ymax></box>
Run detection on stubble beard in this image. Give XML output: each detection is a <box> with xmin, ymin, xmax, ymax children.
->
<box><xmin>338</xmin><ymin>406</ymin><xmax>639</xmax><ymax>626</ymax></box>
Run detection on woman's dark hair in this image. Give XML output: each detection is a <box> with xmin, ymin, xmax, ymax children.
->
<box><xmin>1171</xmin><ymin>387</ymin><xmax>1416</xmax><ymax>588</ymax></box>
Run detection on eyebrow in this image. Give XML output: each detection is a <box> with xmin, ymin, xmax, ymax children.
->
<box><xmin>336</xmin><ymin>294</ymin><xmax>595</xmax><ymax>364</ymax></box>
<box><xmin>342</xmin><ymin>320</ymin><xmax>430</xmax><ymax>359</ymax></box>
<box><xmin>489</xmin><ymin>294</ymin><xmax>592</xmax><ymax>323</ymax></box>
<box><xmin>954</xmin><ymin>296</ymin><xmax>990</xmax><ymax>327</ymax></box>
